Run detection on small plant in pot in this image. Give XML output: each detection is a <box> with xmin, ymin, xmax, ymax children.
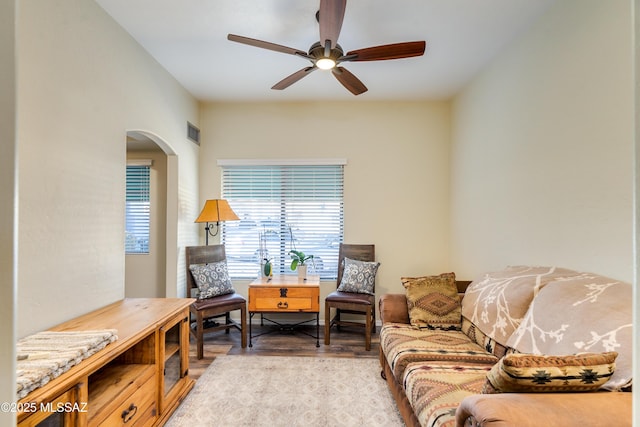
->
<box><xmin>289</xmin><ymin>250</ymin><xmax>313</xmax><ymax>279</ymax></box>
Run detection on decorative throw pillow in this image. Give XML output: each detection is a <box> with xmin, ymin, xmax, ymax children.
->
<box><xmin>483</xmin><ymin>352</ymin><xmax>617</xmax><ymax>393</ymax></box>
<box><xmin>402</xmin><ymin>272</ymin><xmax>461</xmax><ymax>330</ymax></box>
<box><xmin>337</xmin><ymin>257</ymin><xmax>380</xmax><ymax>295</ymax></box>
<box><xmin>189</xmin><ymin>261</ymin><xmax>235</xmax><ymax>300</ymax></box>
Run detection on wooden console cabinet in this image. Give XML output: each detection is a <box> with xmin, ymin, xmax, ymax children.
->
<box><xmin>17</xmin><ymin>298</ymin><xmax>195</xmax><ymax>427</ymax></box>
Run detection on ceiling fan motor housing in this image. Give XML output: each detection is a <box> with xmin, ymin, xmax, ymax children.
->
<box><xmin>309</xmin><ymin>41</ymin><xmax>343</xmax><ymax>63</ymax></box>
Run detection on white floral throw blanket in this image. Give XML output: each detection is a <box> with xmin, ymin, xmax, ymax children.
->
<box><xmin>461</xmin><ymin>266</ymin><xmax>632</xmax><ymax>391</ymax></box>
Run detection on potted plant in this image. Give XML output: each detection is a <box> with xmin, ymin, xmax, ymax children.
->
<box><xmin>289</xmin><ymin>250</ymin><xmax>313</xmax><ymax>279</ymax></box>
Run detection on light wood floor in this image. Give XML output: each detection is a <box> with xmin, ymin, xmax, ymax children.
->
<box><xmin>188</xmin><ymin>324</ymin><xmax>380</xmax><ymax>380</ymax></box>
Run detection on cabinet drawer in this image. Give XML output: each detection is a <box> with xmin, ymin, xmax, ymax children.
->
<box><xmin>254</xmin><ymin>297</ymin><xmax>313</xmax><ymax>311</ymax></box>
<box><xmin>252</xmin><ymin>287</ymin><xmax>316</xmax><ymax>298</ymax></box>
<box><xmin>95</xmin><ymin>372</ymin><xmax>156</xmax><ymax>426</ymax></box>
<box><xmin>249</xmin><ymin>287</ymin><xmax>319</xmax><ymax>312</ymax></box>
<box><xmin>89</xmin><ymin>365</ymin><xmax>157</xmax><ymax>427</ymax></box>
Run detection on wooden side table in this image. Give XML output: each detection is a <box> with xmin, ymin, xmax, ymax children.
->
<box><xmin>248</xmin><ymin>275</ymin><xmax>320</xmax><ymax>347</ymax></box>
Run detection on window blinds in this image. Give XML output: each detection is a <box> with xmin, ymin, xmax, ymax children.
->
<box><xmin>221</xmin><ymin>164</ymin><xmax>344</xmax><ymax>279</ymax></box>
<box><xmin>125</xmin><ymin>165</ymin><xmax>150</xmax><ymax>254</ymax></box>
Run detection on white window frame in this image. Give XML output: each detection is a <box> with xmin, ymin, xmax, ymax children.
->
<box><xmin>125</xmin><ymin>161</ymin><xmax>151</xmax><ymax>254</ymax></box>
<box><xmin>218</xmin><ymin>159</ymin><xmax>346</xmax><ymax>279</ymax></box>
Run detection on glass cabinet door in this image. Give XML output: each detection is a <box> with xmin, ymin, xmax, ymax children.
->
<box><xmin>159</xmin><ymin>312</ymin><xmax>189</xmax><ymax>413</ymax></box>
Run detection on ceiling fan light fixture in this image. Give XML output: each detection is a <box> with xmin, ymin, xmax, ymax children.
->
<box><xmin>227</xmin><ymin>1</ymin><xmax>426</xmax><ymax>95</ymax></box>
<box><xmin>316</xmin><ymin>57</ymin><xmax>336</xmax><ymax>70</ymax></box>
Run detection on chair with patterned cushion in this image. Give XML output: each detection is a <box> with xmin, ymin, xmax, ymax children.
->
<box><xmin>324</xmin><ymin>243</ymin><xmax>378</xmax><ymax>350</ymax></box>
<box><xmin>186</xmin><ymin>245</ymin><xmax>247</xmax><ymax>359</ymax></box>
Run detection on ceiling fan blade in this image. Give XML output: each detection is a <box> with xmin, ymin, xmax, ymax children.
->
<box><xmin>272</xmin><ymin>67</ymin><xmax>317</xmax><ymax>90</ymax></box>
<box><xmin>319</xmin><ymin>0</ymin><xmax>347</xmax><ymax>52</ymax></box>
<box><xmin>227</xmin><ymin>34</ymin><xmax>308</xmax><ymax>57</ymax></box>
<box><xmin>332</xmin><ymin>67</ymin><xmax>367</xmax><ymax>95</ymax></box>
<box><xmin>345</xmin><ymin>41</ymin><xmax>426</xmax><ymax>62</ymax></box>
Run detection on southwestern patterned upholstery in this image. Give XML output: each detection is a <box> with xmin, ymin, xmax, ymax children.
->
<box><xmin>403</xmin><ymin>362</ymin><xmax>492</xmax><ymax>427</ymax></box>
<box><xmin>460</xmin><ymin>318</ymin><xmax>508</xmax><ymax>359</ymax></box>
<box><xmin>380</xmin><ymin>323</ymin><xmax>498</xmax><ymax>381</ymax></box>
<box><xmin>379</xmin><ymin>266</ymin><xmax>632</xmax><ymax>427</ymax></box>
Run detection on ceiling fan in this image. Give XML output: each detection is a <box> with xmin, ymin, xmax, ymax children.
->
<box><xmin>227</xmin><ymin>0</ymin><xmax>426</xmax><ymax>95</ymax></box>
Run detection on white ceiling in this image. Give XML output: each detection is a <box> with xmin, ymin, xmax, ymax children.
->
<box><xmin>96</xmin><ymin>0</ymin><xmax>556</xmax><ymax>101</ymax></box>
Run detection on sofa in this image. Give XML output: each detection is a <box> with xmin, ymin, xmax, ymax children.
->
<box><xmin>378</xmin><ymin>266</ymin><xmax>632</xmax><ymax>427</ymax></box>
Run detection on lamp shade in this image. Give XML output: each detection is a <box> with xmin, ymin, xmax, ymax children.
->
<box><xmin>194</xmin><ymin>199</ymin><xmax>240</xmax><ymax>223</ymax></box>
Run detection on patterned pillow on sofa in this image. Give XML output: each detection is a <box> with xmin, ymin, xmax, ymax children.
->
<box><xmin>402</xmin><ymin>272</ymin><xmax>461</xmax><ymax>330</ymax></box>
<box><xmin>483</xmin><ymin>352</ymin><xmax>617</xmax><ymax>393</ymax></box>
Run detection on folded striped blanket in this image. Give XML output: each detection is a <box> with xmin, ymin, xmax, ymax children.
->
<box><xmin>16</xmin><ymin>330</ymin><xmax>118</xmax><ymax>399</ymax></box>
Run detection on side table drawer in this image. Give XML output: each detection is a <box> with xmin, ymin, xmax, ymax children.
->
<box><xmin>255</xmin><ymin>297</ymin><xmax>312</xmax><ymax>311</ymax></box>
<box><xmin>249</xmin><ymin>287</ymin><xmax>319</xmax><ymax>312</ymax></box>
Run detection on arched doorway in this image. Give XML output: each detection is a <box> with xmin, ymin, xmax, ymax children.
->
<box><xmin>125</xmin><ymin>130</ymin><xmax>179</xmax><ymax>297</ymax></box>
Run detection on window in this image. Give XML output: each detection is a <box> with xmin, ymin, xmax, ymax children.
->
<box><xmin>125</xmin><ymin>164</ymin><xmax>150</xmax><ymax>254</ymax></box>
<box><xmin>220</xmin><ymin>161</ymin><xmax>345</xmax><ymax>279</ymax></box>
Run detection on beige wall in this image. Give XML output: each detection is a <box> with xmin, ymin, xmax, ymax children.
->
<box><xmin>125</xmin><ymin>150</ymin><xmax>167</xmax><ymax>298</ymax></box>
<box><xmin>634</xmin><ymin>1</ymin><xmax>639</xmax><ymax>422</ymax></box>
<box><xmin>451</xmin><ymin>0</ymin><xmax>634</xmax><ymax>282</ymax></box>
<box><xmin>16</xmin><ymin>0</ymin><xmax>201</xmax><ymax>337</ymax></box>
<box><xmin>1</xmin><ymin>0</ymin><xmax>16</xmax><ymax>423</ymax></box>
<box><xmin>199</xmin><ymin>101</ymin><xmax>452</xmax><ymax>319</ymax></box>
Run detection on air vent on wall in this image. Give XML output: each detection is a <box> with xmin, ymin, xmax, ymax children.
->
<box><xmin>187</xmin><ymin>122</ymin><xmax>200</xmax><ymax>145</ymax></box>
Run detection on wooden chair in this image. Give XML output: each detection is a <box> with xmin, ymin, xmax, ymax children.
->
<box><xmin>324</xmin><ymin>243</ymin><xmax>376</xmax><ymax>351</ymax></box>
<box><xmin>186</xmin><ymin>245</ymin><xmax>247</xmax><ymax>359</ymax></box>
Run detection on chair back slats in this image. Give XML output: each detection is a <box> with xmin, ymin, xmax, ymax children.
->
<box><xmin>185</xmin><ymin>245</ymin><xmax>227</xmax><ymax>298</ymax></box>
<box><xmin>336</xmin><ymin>244</ymin><xmax>375</xmax><ymax>289</ymax></box>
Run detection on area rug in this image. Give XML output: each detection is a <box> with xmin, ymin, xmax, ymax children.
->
<box><xmin>166</xmin><ymin>355</ymin><xmax>403</xmax><ymax>427</ymax></box>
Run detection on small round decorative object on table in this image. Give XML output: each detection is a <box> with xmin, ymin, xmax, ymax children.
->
<box><xmin>263</xmin><ymin>259</ymin><xmax>273</xmax><ymax>277</ymax></box>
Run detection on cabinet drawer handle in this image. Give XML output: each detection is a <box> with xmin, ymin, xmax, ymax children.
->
<box><xmin>122</xmin><ymin>403</ymin><xmax>138</xmax><ymax>423</ymax></box>
<box><xmin>277</xmin><ymin>301</ymin><xmax>288</xmax><ymax>309</ymax></box>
